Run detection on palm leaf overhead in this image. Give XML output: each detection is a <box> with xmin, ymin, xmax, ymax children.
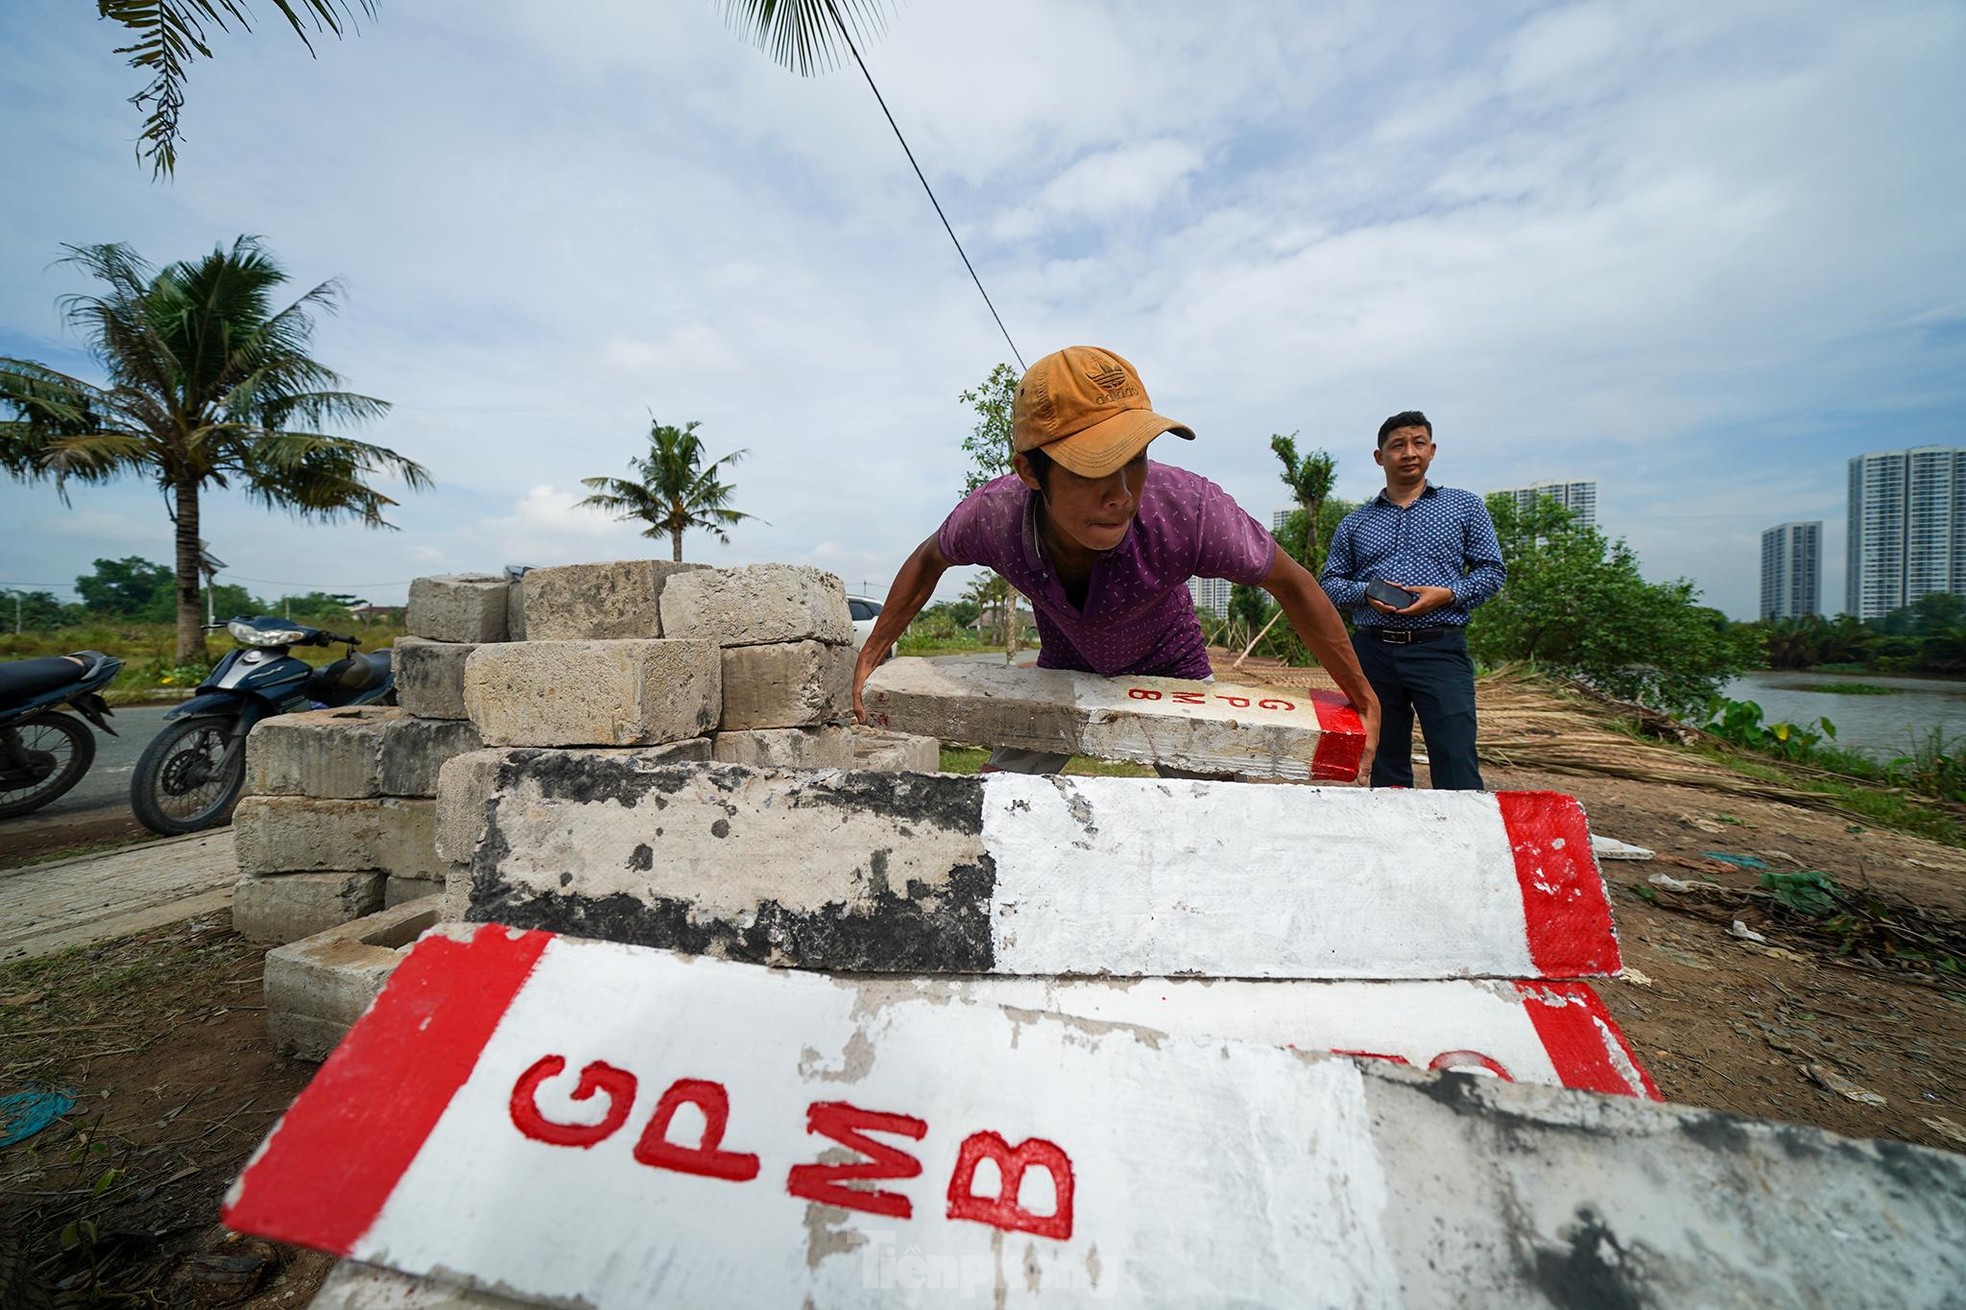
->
<box><xmin>719</xmin><ymin>0</ymin><xmax>891</xmax><ymax>75</ymax></box>
<box><xmin>0</xmin><ymin>234</ymin><xmax>425</xmax><ymax>661</ymax></box>
<box><xmin>97</xmin><ymin>0</ymin><xmax>377</xmax><ymax>177</ymax></box>
<box><xmin>579</xmin><ymin>419</ymin><xmax>760</xmax><ymax>563</ymax></box>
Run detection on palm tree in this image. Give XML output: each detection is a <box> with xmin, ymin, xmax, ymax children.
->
<box><xmin>578</xmin><ymin>420</ymin><xmax>758</xmax><ymax>563</ymax></box>
<box><xmin>0</xmin><ymin>237</ymin><xmax>427</xmax><ymax>663</ymax></box>
<box><xmin>96</xmin><ymin>1</ymin><xmax>376</xmax><ymax>177</ymax></box>
<box><xmin>722</xmin><ymin>0</ymin><xmax>891</xmax><ymax>74</ymax></box>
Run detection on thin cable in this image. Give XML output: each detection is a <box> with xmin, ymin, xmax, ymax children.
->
<box><xmin>823</xmin><ymin>0</ymin><xmax>1025</xmax><ymax>372</ymax></box>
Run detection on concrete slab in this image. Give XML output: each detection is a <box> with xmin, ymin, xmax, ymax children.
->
<box><xmin>865</xmin><ymin>657</ymin><xmax>1366</xmax><ymax>781</ymax></box>
<box><xmin>234</xmin><ymin>870</ymin><xmax>386</xmax><ymax>944</ymax></box>
<box><xmin>264</xmin><ymin>897</ymin><xmax>442</xmax><ymax>1059</ymax></box>
<box><xmin>435</xmin><ymin>743</ymin><xmax>713</xmax><ymax>865</ymax></box>
<box><xmin>519</xmin><ymin>559</ymin><xmax>705</xmax><ymax>641</ymax></box>
<box><xmin>407</xmin><ymin>574</ymin><xmax>509</xmax><ymax>644</ymax></box>
<box><xmin>245</xmin><ymin>707</ymin><xmax>482</xmax><ymax>799</ymax></box>
<box><xmin>849</xmin><ymin>726</ymin><xmax>941</xmax><ymax>773</ymax></box>
<box><xmin>658</xmin><ymin>564</ymin><xmax>853</xmax><ymax>647</ymax></box>
<box><xmin>710</xmin><ymin>726</ymin><xmax>854</xmax><ymax>768</ymax></box>
<box><xmin>718</xmin><ymin>640</ymin><xmax>853</xmax><ymax>729</ymax></box>
<box><xmin>462</xmin><ymin>640</ymin><xmax>720</xmax><ymax>747</ymax></box>
<box><xmin>234</xmin><ymin>795</ymin><xmax>443</xmax><ymax>879</ymax></box>
<box><xmin>395</xmin><ymin>638</ymin><xmax>476</xmax><ymax>721</ymax></box>
<box><xmin>227</xmin><ymin>926</ymin><xmax>1966</xmax><ymax>1309</ymax></box>
<box><xmin>0</xmin><ymin>831</ymin><xmax>238</xmax><ymax>962</ymax></box>
<box><xmin>465</xmin><ymin>758</ymin><xmax>1619</xmax><ymax>979</ymax></box>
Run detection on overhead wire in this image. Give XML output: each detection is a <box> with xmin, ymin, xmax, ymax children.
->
<box><xmin>821</xmin><ymin>0</ymin><xmax>1025</xmax><ymax>372</ymax></box>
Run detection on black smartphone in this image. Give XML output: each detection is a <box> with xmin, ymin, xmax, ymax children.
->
<box><xmin>1366</xmin><ymin>579</ymin><xmax>1419</xmax><ymax>609</ymax></box>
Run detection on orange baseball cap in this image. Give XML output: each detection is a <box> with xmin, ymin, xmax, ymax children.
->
<box><xmin>1011</xmin><ymin>345</ymin><xmax>1194</xmax><ymax>478</ymax></box>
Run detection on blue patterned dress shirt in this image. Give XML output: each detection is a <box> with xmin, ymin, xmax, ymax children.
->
<box><xmin>1320</xmin><ymin>484</ymin><xmax>1506</xmax><ymax>630</ymax></box>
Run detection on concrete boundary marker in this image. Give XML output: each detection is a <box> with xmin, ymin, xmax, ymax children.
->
<box><xmin>469</xmin><ymin>759</ymin><xmax>1620</xmax><ymax>978</ymax></box>
<box><xmin>864</xmin><ymin>657</ymin><xmax>1366</xmax><ymax>780</ymax></box>
<box><xmin>225</xmin><ymin>926</ymin><xmax>1966</xmax><ymax>1308</ymax></box>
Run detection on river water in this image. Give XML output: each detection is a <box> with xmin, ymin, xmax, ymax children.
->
<box><xmin>1725</xmin><ymin>670</ymin><xmax>1966</xmax><ymax>761</ymax></box>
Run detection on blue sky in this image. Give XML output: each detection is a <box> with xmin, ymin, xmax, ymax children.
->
<box><xmin>3</xmin><ymin>0</ymin><xmax>1963</xmax><ymax>618</ymax></box>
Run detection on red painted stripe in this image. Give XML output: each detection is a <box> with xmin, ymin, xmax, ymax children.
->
<box><xmin>1308</xmin><ymin>690</ymin><xmax>1365</xmax><ymax>781</ymax></box>
<box><xmin>1515</xmin><ymin>981</ymin><xmax>1661</xmax><ymax>1099</ymax></box>
<box><xmin>223</xmin><ymin>923</ymin><xmax>553</xmax><ymax>1254</ymax></box>
<box><xmin>1495</xmin><ymin>791</ymin><xmax>1621</xmax><ymax>977</ymax></box>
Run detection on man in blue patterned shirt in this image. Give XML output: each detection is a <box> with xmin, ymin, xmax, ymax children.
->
<box><xmin>1320</xmin><ymin>411</ymin><xmax>1505</xmax><ymax>789</ymax></box>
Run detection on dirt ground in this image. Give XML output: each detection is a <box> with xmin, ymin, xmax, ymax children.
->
<box><xmin>2</xmin><ymin>747</ymin><xmax>1962</xmax><ymax>1302</ymax></box>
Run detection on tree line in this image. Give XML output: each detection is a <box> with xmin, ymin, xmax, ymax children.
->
<box><xmin>5</xmin><ymin>557</ymin><xmax>378</xmax><ymax>631</ymax></box>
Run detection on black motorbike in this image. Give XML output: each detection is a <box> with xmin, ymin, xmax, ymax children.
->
<box><xmin>130</xmin><ymin>616</ymin><xmax>394</xmax><ymax>836</ymax></box>
<box><xmin>0</xmin><ymin>651</ymin><xmax>123</xmax><ymax>820</ymax></box>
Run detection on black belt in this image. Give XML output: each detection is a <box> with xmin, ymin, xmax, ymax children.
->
<box><xmin>1363</xmin><ymin>626</ymin><xmax>1460</xmax><ymax>644</ymax></box>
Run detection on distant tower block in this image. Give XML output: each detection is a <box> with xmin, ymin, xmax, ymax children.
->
<box><xmin>1760</xmin><ymin>521</ymin><xmax>1822</xmax><ymax>620</ymax></box>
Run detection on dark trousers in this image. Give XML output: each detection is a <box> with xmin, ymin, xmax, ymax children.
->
<box><xmin>1352</xmin><ymin>629</ymin><xmax>1484</xmax><ymax>790</ymax></box>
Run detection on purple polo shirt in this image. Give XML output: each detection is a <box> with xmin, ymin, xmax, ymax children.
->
<box><xmin>937</xmin><ymin>461</ymin><xmax>1276</xmax><ymax>679</ymax></box>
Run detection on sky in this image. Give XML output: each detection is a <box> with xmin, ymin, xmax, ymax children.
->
<box><xmin>3</xmin><ymin>0</ymin><xmax>1963</xmax><ymax>619</ymax></box>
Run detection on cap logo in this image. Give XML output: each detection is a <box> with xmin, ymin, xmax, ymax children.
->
<box><xmin>1087</xmin><ymin>363</ymin><xmax>1128</xmax><ymax>392</ymax></box>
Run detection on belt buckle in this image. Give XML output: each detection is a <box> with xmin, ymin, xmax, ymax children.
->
<box><xmin>1383</xmin><ymin>629</ymin><xmax>1413</xmax><ymax>644</ymax></box>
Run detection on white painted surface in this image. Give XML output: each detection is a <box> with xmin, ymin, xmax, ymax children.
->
<box><xmin>361</xmin><ymin>936</ymin><xmax>1402</xmax><ymax>1306</ymax></box>
<box><xmin>983</xmin><ymin>776</ymin><xmax>1534</xmax><ymax>978</ymax></box>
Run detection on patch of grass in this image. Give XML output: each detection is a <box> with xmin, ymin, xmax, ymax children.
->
<box><xmin>896</xmin><ymin>637</ymin><xmax>1006</xmax><ymax>656</ymax></box>
<box><xmin>1813</xmin><ymin>682</ymin><xmax>1900</xmax><ymax>695</ymax></box>
<box><xmin>1809</xmin><ymin>662</ymin><xmax>1869</xmax><ymax>674</ymax></box>
<box><xmin>1698</xmin><ymin>747</ymin><xmax>1966</xmax><ymax>847</ymax></box>
<box><xmin>938</xmin><ymin>746</ymin><xmax>989</xmax><ymax>773</ymax></box>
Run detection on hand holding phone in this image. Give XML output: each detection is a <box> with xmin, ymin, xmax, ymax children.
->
<box><xmin>1365</xmin><ymin>579</ymin><xmax>1419</xmax><ymax>610</ymax></box>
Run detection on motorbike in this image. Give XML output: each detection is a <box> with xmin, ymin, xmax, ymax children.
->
<box><xmin>0</xmin><ymin>651</ymin><xmax>123</xmax><ymax>820</ymax></box>
<box><xmin>131</xmin><ymin>615</ymin><xmax>395</xmax><ymax>836</ymax></box>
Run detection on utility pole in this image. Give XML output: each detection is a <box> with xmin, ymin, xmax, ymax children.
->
<box><xmin>198</xmin><ymin>541</ymin><xmax>228</xmax><ymax>626</ymax></box>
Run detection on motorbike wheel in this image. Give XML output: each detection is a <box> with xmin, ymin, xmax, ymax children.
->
<box><xmin>0</xmin><ymin>711</ymin><xmax>96</xmax><ymax>820</ymax></box>
<box><xmin>130</xmin><ymin>715</ymin><xmax>245</xmax><ymax>836</ymax></box>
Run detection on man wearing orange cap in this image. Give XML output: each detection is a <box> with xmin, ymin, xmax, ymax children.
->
<box><xmin>851</xmin><ymin>345</ymin><xmax>1379</xmax><ymax>778</ymax></box>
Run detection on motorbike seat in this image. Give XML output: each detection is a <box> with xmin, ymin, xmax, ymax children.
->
<box><xmin>0</xmin><ymin>656</ymin><xmax>87</xmax><ymax>711</ymax></box>
<box><xmin>307</xmin><ymin>650</ymin><xmax>393</xmax><ymax>706</ymax></box>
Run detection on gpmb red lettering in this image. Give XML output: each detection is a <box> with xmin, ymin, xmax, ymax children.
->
<box><xmin>1257</xmin><ymin>698</ymin><xmax>1294</xmax><ymax>711</ymax></box>
<box><xmin>785</xmin><ymin>1101</ymin><xmax>928</xmax><ymax>1219</ymax></box>
<box><xmin>1171</xmin><ymin>691</ymin><xmax>1205</xmax><ymax>705</ymax></box>
<box><xmin>1215</xmin><ymin>695</ymin><xmax>1251</xmax><ymax>708</ymax></box>
<box><xmin>946</xmin><ymin>1132</ymin><xmax>1075</xmax><ymax>1241</ymax></box>
<box><xmin>1127</xmin><ymin>688</ymin><xmax>1162</xmax><ymax>700</ymax></box>
<box><xmin>632</xmin><ymin>1078</ymin><xmax>760</xmax><ymax>1181</ymax></box>
<box><xmin>509</xmin><ymin>1055</ymin><xmax>637</xmax><ymax>1148</ymax></box>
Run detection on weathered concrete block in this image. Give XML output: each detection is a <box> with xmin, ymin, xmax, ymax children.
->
<box><xmin>232</xmin><ymin>870</ymin><xmax>385</xmax><ymax>944</ymax></box>
<box><xmin>466</xmin><ymin>757</ymin><xmax>1619</xmax><ymax>978</ymax></box>
<box><xmin>658</xmin><ymin>563</ymin><xmax>853</xmax><ymax>647</ymax></box>
<box><xmin>462</xmin><ymin>640</ymin><xmax>720</xmax><ymax>747</ymax></box>
<box><xmin>520</xmin><ymin>559</ymin><xmax>707</xmax><ymax>641</ymax></box>
<box><xmin>436</xmin><ymin>742</ymin><xmax>713</xmax><ymax>866</ymax></box>
<box><xmin>226</xmin><ymin>928</ymin><xmax>1966</xmax><ymax>1310</ymax></box>
<box><xmin>233</xmin><ymin>795</ymin><xmax>443</xmax><ymax>879</ymax></box>
<box><xmin>865</xmin><ymin>657</ymin><xmax>1366</xmax><ymax>781</ymax></box>
<box><xmin>717</xmin><ymin>640</ymin><xmax>853</xmax><ymax>729</ymax></box>
<box><xmin>850</xmin><ymin>724</ymin><xmax>941</xmax><ymax>772</ymax></box>
<box><xmin>312</xmin><ymin>1262</ymin><xmax>532</xmax><ymax>1310</ymax></box>
<box><xmin>385</xmin><ymin>875</ymin><xmax>444</xmax><ymax>907</ymax></box>
<box><xmin>394</xmin><ymin>636</ymin><xmax>476</xmax><ymax>720</ymax></box>
<box><xmin>711</xmin><ymin>725</ymin><xmax>854</xmax><ymax>768</ymax></box>
<box><xmin>244</xmin><ymin>706</ymin><xmax>481</xmax><ymax>799</ymax></box>
<box><xmin>442</xmin><ymin>861</ymin><xmax>471</xmax><ymax>923</ymax></box>
<box><xmin>407</xmin><ymin>573</ymin><xmax>509</xmax><ymax>643</ymax></box>
<box><xmin>263</xmin><ymin>896</ymin><xmax>442</xmax><ymax>1057</ymax></box>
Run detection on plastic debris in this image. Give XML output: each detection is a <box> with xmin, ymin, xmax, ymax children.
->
<box><xmin>1802</xmin><ymin>1064</ymin><xmax>1886</xmax><ymax>1107</ymax></box>
<box><xmin>1592</xmin><ymin>835</ymin><xmax>1656</xmax><ymax>861</ymax></box>
<box><xmin>1729</xmin><ymin>920</ymin><xmax>1768</xmax><ymax>943</ymax></box>
<box><xmin>1620</xmin><ymin>967</ymin><xmax>1654</xmax><ymax>986</ymax></box>
<box><xmin>1649</xmin><ymin>873</ymin><xmax>1695</xmax><ymax>892</ymax></box>
<box><xmin>1701</xmin><ymin>852</ymin><xmax>1771</xmax><ymax>871</ymax></box>
<box><xmin>0</xmin><ymin>1087</ymin><xmax>76</xmax><ymax>1147</ymax></box>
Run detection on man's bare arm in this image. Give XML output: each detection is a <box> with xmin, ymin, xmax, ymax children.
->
<box><xmin>851</xmin><ymin>535</ymin><xmax>953</xmax><ymax>723</ymax></box>
<box><xmin>1259</xmin><ymin>551</ymin><xmax>1380</xmax><ymax>783</ymax></box>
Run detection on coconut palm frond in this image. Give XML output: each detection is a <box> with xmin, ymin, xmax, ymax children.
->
<box><xmin>719</xmin><ymin>0</ymin><xmax>891</xmax><ymax>75</ymax></box>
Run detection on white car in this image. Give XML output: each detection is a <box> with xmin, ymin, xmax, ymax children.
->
<box><xmin>847</xmin><ymin>596</ymin><xmax>894</xmax><ymax>662</ymax></box>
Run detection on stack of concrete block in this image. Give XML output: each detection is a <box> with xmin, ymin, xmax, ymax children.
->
<box><xmin>232</xmin><ymin>705</ymin><xmax>484</xmax><ymax>942</ymax></box>
<box><xmin>254</xmin><ymin>559</ymin><xmax>939</xmax><ymax>1048</ymax></box>
<box><xmin>262</xmin><ymin>895</ymin><xmax>443</xmax><ymax>1059</ymax></box>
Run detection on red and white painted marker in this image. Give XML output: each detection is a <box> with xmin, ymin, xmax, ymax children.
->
<box><xmin>226</xmin><ymin>926</ymin><xmax>1656</xmax><ymax>1307</ymax></box>
<box><xmin>979</xmin><ymin>778</ymin><xmax>1621</xmax><ymax>979</ymax></box>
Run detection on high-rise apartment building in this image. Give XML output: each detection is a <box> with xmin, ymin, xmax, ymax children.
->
<box><xmin>1760</xmin><ymin>521</ymin><xmax>1821</xmax><ymax>620</ymax></box>
<box><xmin>1188</xmin><ymin>576</ymin><xmax>1234</xmax><ymax>617</ymax></box>
<box><xmin>1492</xmin><ymin>479</ymin><xmax>1598</xmax><ymax>529</ymax></box>
<box><xmin>1272</xmin><ymin>509</ymin><xmax>1292</xmax><ymax>534</ymax></box>
<box><xmin>1846</xmin><ymin>447</ymin><xmax>1966</xmax><ymax>620</ymax></box>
